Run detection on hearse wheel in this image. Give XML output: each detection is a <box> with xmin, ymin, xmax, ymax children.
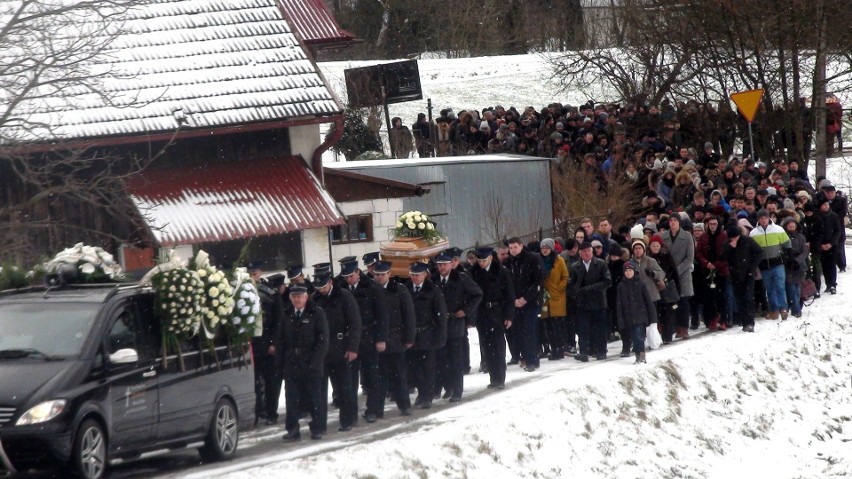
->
<box><xmin>72</xmin><ymin>419</ymin><xmax>107</xmax><ymax>479</ymax></box>
<box><xmin>199</xmin><ymin>398</ymin><xmax>239</xmax><ymax>461</ymax></box>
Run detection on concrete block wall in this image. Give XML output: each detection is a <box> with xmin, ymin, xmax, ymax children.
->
<box><xmin>329</xmin><ymin>198</ymin><xmax>404</xmax><ymax>274</ymax></box>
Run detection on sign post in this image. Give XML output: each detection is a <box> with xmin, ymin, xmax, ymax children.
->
<box><xmin>730</xmin><ymin>89</ymin><xmax>765</xmax><ymax>160</ymax></box>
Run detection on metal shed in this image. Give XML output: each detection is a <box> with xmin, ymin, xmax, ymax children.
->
<box><xmin>324</xmin><ymin>154</ymin><xmax>554</xmax><ymax>250</ymax></box>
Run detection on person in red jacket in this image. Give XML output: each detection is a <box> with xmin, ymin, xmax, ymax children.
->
<box><xmin>694</xmin><ymin>215</ymin><xmax>729</xmax><ymax>331</ymax></box>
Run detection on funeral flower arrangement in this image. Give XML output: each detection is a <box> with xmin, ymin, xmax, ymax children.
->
<box><xmin>152</xmin><ymin>267</ymin><xmax>204</xmax><ymax>337</ymax></box>
<box><xmin>43</xmin><ymin>243</ymin><xmax>124</xmax><ymax>282</ymax></box>
<box><xmin>225</xmin><ymin>267</ymin><xmax>260</xmax><ymax>343</ymax></box>
<box><xmin>391</xmin><ymin>210</ymin><xmax>442</xmax><ymax>243</ymax></box>
<box><xmin>193</xmin><ymin>251</ymin><xmax>235</xmax><ymax>340</ymax></box>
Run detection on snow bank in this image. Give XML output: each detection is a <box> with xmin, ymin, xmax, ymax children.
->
<box><xmin>206</xmin><ymin>277</ymin><xmax>852</xmax><ymax>478</ymax></box>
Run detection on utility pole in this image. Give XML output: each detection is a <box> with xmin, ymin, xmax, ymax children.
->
<box><xmin>814</xmin><ymin>0</ymin><xmax>828</xmax><ymax>179</ymax></box>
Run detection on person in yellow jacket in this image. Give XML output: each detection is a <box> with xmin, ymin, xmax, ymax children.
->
<box><xmin>540</xmin><ymin>238</ymin><xmax>569</xmax><ymax>360</ymax></box>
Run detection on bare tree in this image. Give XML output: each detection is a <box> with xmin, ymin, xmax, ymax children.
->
<box><xmin>0</xmin><ymin>1</ymin><xmax>174</xmax><ymax>265</ymax></box>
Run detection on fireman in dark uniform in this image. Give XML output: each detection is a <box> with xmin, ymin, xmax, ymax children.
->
<box><xmin>248</xmin><ymin>262</ymin><xmax>285</xmax><ymax>425</ymax></box>
<box><xmin>278</xmin><ymin>285</ymin><xmax>329</xmax><ymax>441</ymax></box>
<box><xmin>406</xmin><ymin>261</ymin><xmax>448</xmax><ymax>409</ymax></box>
<box><xmin>340</xmin><ymin>260</ymin><xmax>389</xmax><ymax>423</ymax></box>
<box><xmin>470</xmin><ymin>247</ymin><xmax>515</xmax><ymax>389</ymax></box>
<box><xmin>372</xmin><ymin>260</ymin><xmax>416</xmax><ymax>415</ymax></box>
<box><xmin>311</xmin><ymin>272</ymin><xmax>361</xmax><ymax>432</ymax></box>
<box><xmin>433</xmin><ymin>251</ymin><xmax>482</xmax><ymax>402</ymax></box>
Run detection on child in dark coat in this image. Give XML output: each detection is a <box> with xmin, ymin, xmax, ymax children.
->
<box><xmin>616</xmin><ymin>261</ymin><xmax>658</xmax><ymax>363</ymax></box>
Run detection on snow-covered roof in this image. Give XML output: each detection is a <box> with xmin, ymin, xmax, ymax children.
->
<box><xmin>3</xmin><ymin>0</ymin><xmax>342</xmax><ymax>144</ymax></box>
<box><xmin>324</xmin><ymin>153</ymin><xmax>551</xmax><ymax>170</ymax></box>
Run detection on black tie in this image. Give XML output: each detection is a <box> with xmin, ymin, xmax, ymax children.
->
<box><xmin>415</xmin><ymin>286</ymin><xmax>420</xmax><ymax>294</ymax></box>
<box><xmin>296</xmin><ymin>310</ymin><xmax>302</xmax><ymax>320</ymax></box>
<box><xmin>442</xmin><ymin>278</ymin><xmax>447</xmax><ymax>286</ymax></box>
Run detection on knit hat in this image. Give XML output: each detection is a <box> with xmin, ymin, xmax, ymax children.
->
<box><xmin>541</xmin><ymin>238</ymin><xmax>556</xmax><ymax>250</ymax></box>
<box><xmin>783</xmin><ymin>198</ymin><xmax>796</xmax><ymax>210</ymax></box>
<box><xmin>648</xmin><ymin>234</ymin><xmax>664</xmax><ymax>246</ymax></box>
<box><xmin>819</xmin><ymin>179</ymin><xmax>835</xmax><ymax>191</ymax></box>
<box><xmin>623</xmin><ymin>261</ymin><xmax>638</xmax><ymax>272</ymax></box>
<box><xmin>480</xmin><ymin>121</ymin><xmax>490</xmax><ymax>131</ymax></box>
<box><xmin>631</xmin><ymin>239</ymin><xmax>646</xmax><ymax>251</ymax></box>
<box><xmin>704</xmin><ymin>142</ymin><xmax>714</xmax><ymax>150</ymax></box>
<box><xmin>756</xmin><ymin>209</ymin><xmax>770</xmax><ymax>219</ymax></box>
<box><xmin>643</xmin><ymin>222</ymin><xmax>658</xmax><ymax>234</ymax></box>
<box><xmin>630</xmin><ymin>224</ymin><xmax>645</xmax><ymax>240</ymax></box>
<box><xmin>609</xmin><ymin>243</ymin><xmax>624</xmax><ymax>257</ymax></box>
<box><xmin>550</xmin><ymin>131</ymin><xmax>563</xmax><ymax>141</ymax></box>
<box><xmin>591</xmin><ymin>240</ymin><xmax>603</xmax><ymax>249</ymax></box>
<box><xmin>652</xmin><ymin>159</ymin><xmax>663</xmax><ymax>170</ymax></box>
<box><xmin>693</xmin><ymin>223</ymin><xmax>705</xmax><ymax>233</ymax></box>
<box><xmin>738</xmin><ymin>218</ymin><xmax>753</xmax><ymax>231</ymax></box>
<box><xmin>726</xmin><ymin>225</ymin><xmax>741</xmax><ymax>238</ymax></box>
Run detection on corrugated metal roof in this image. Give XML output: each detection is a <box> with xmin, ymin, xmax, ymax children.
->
<box><xmin>279</xmin><ymin>0</ymin><xmax>357</xmax><ymax>46</ymax></box>
<box><xmin>3</xmin><ymin>0</ymin><xmax>342</xmax><ymax>144</ymax></box>
<box><xmin>126</xmin><ymin>156</ymin><xmax>344</xmax><ymax>246</ymax></box>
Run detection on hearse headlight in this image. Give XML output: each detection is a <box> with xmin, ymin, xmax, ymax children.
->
<box><xmin>15</xmin><ymin>399</ymin><xmax>67</xmax><ymax>425</ymax></box>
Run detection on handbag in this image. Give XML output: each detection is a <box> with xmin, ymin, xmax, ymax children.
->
<box><xmin>646</xmin><ymin>323</ymin><xmax>663</xmax><ymax>350</ymax></box>
<box><xmin>800</xmin><ymin>278</ymin><xmax>817</xmax><ymax>305</ymax></box>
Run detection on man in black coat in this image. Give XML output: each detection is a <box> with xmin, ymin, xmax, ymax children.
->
<box><xmin>340</xmin><ymin>260</ymin><xmax>389</xmax><ymax>423</ymax></box>
<box><xmin>568</xmin><ymin>242</ymin><xmax>612</xmax><ymax>362</ymax></box>
<box><xmin>433</xmin><ymin>252</ymin><xmax>483</xmax><ymax>403</ymax></box>
<box><xmin>815</xmin><ymin>180</ymin><xmax>849</xmax><ymax>271</ymax></box>
<box><xmin>373</xmin><ymin>261</ymin><xmax>416</xmax><ymax>416</ymax></box>
<box><xmin>311</xmin><ymin>272</ymin><xmax>361</xmax><ymax>432</ymax></box>
<box><xmin>816</xmin><ymin>197</ymin><xmax>843</xmax><ymax>294</ymax></box>
<box><xmin>407</xmin><ymin>262</ymin><xmax>448</xmax><ymax>409</ymax></box>
<box><xmin>471</xmin><ymin>247</ymin><xmax>515</xmax><ymax>389</ymax></box>
<box><xmin>720</xmin><ymin>226</ymin><xmax>764</xmax><ymax>332</ymax></box>
<box><xmin>278</xmin><ymin>285</ymin><xmax>329</xmax><ymax>441</ymax></box>
<box><xmin>504</xmin><ymin>237</ymin><xmax>544</xmax><ymax>372</ymax></box>
<box><xmin>248</xmin><ymin>263</ymin><xmax>285</xmax><ymax>425</ymax></box>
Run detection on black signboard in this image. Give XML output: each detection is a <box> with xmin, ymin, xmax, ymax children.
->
<box><xmin>344</xmin><ymin>60</ymin><xmax>423</xmax><ymax>108</ymax></box>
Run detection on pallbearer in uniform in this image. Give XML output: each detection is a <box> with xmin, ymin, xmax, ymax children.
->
<box><xmin>406</xmin><ymin>262</ymin><xmax>448</xmax><ymax>409</ymax></box>
<box><xmin>311</xmin><ymin>272</ymin><xmax>361</xmax><ymax>432</ymax></box>
<box><xmin>362</xmin><ymin>252</ymin><xmax>381</xmax><ymax>278</ymax></box>
<box><xmin>248</xmin><ymin>262</ymin><xmax>285</xmax><ymax>425</ymax></box>
<box><xmin>340</xmin><ymin>260</ymin><xmax>389</xmax><ymax>423</ymax></box>
<box><xmin>279</xmin><ymin>285</ymin><xmax>328</xmax><ymax>441</ymax></box>
<box><xmin>433</xmin><ymin>252</ymin><xmax>482</xmax><ymax>402</ymax></box>
<box><xmin>470</xmin><ymin>247</ymin><xmax>515</xmax><ymax>389</ymax></box>
<box><xmin>372</xmin><ymin>260</ymin><xmax>416</xmax><ymax>416</ymax></box>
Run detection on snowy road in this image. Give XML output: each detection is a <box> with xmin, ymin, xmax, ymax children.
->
<box><xmin>94</xmin><ymin>250</ymin><xmax>852</xmax><ymax>478</ymax></box>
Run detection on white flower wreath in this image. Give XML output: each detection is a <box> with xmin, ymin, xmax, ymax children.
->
<box><xmin>44</xmin><ymin>242</ymin><xmax>124</xmax><ymax>282</ymax></box>
<box><xmin>225</xmin><ymin>267</ymin><xmax>260</xmax><ymax>342</ymax></box>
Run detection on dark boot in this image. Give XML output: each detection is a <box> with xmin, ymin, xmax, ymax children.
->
<box><xmin>620</xmin><ymin>347</ymin><xmax>631</xmax><ymax>358</ymax></box>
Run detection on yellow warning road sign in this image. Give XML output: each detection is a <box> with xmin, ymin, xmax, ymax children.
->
<box><xmin>730</xmin><ymin>89</ymin><xmax>765</xmax><ymax>123</ymax></box>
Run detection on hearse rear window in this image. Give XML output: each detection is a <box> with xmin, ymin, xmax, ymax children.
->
<box><xmin>0</xmin><ymin>303</ymin><xmax>99</xmax><ymax>358</ymax></box>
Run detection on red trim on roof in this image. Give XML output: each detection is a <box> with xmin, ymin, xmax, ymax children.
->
<box><xmin>279</xmin><ymin>0</ymin><xmax>358</xmax><ymax>47</ymax></box>
<box><xmin>126</xmin><ymin>156</ymin><xmax>344</xmax><ymax>246</ymax></box>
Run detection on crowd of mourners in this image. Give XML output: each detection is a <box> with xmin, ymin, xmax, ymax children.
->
<box><xmin>253</xmin><ymin>98</ymin><xmax>849</xmax><ymax>442</ymax></box>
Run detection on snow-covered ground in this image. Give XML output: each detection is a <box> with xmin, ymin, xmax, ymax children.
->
<box><xmin>172</xmin><ymin>252</ymin><xmax>852</xmax><ymax>479</ymax></box>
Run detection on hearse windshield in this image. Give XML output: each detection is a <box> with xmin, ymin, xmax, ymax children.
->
<box><xmin>0</xmin><ymin>303</ymin><xmax>99</xmax><ymax>359</ymax></box>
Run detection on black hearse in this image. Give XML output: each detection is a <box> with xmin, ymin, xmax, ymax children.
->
<box><xmin>0</xmin><ymin>283</ymin><xmax>254</xmax><ymax>478</ymax></box>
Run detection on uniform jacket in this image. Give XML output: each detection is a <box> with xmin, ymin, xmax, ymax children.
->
<box><xmin>721</xmin><ymin>236</ymin><xmax>764</xmax><ymax>284</ymax></box>
<box><xmin>346</xmin><ymin>277</ymin><xmax>390</xmax><ymax>354</ymax></box>
<box><xmin>568</xmin><ymin>257</ymin><xmax>612</xmax><ymax>310</ymax></box>
<box><xmin>253</xmin><ymin>282</ymin><xmax>285</xmax><ymax>364</ymax></box>
<box><xmin>661</xmin><ymin>228</ymin><xmax>695</xmax><ymax>297</ymax></box>
<box><xmin>376</xmin><ymin>280</ymin><xmax>416</xmax><ymax>353</ymax></box>
<box><xmin>505</xmin><ymin>248</ymin><xmax>544</xmax><ymax>306</ymax></box>
<box><xmin>311</xmin><ymin>285</ymin><xmax>361</xmax><ymax>364</ymax></box>
<box><xmin>541</xmin><ymin>252</ymin><xmax>568</xmax><ymax>318</ymax></box>
<box><xmin>433</xmin><ymin>269</ymin><xmax>483</xmax><ymax>339</ymax></box>
<box><xmin>277</xmin><ymin>302</ymin><xmax>329</xmax><ymax>379</ymax></box>
<box><xmin>471</xmin><ymin>260</ymin><xmax>515</xmax><ymax>325</ymax></box>
<box><xmin>407</xmin><ymin>279</ymin><xmax>448</xmax><ymax>350</ymax></box>
<box><xmin>616</xmin><ymin>276</ymin><xmax>657</xmax><ymax>329</ymax></box>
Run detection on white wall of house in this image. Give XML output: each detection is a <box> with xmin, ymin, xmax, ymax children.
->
<box><xmin>289</xmin><ymin>124</ymin><xmax>321</xmax><ymax>166</ymax></box>
<box><xmin>329</xmin><ymin>198</ymin><xmax>404</xmax><ymax>270</ymax></box>
<box><xmin>301</xmin><ymin>227</ymin><xmax>331</xmax><ymax>274</ymax></box>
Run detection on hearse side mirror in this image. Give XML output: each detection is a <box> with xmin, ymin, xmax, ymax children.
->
<box><xmin>109</xmin><ymin>348</ymin><xmax>139</xmax><ymax>364</ymax></box>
